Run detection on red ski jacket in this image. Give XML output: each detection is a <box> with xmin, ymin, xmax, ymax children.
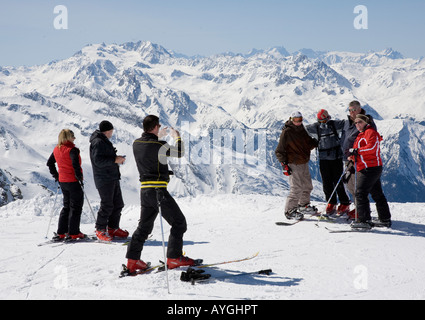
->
<box><xmin>52</xmin><ymin>142</ymin><xmax>83</xmax><ymax>183</ymax></box>
<box><xmin>353</xmin><ymin>126</ymin><xmax>383</xmax><ymax>171</ymax></box>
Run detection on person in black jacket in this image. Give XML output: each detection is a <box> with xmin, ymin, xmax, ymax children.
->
<box><xmin>89</xmin><ymin>120</ymin><xmax>128</xmax><ymax>241</ymax></box>
<box><xmin>125</xmin><ymin>115</ymin><xmax>196</xmax><ymax>273</ymax></box>
<box><xmin>340</xmin><ymin>101</ymin><xmax>377</xmax><ymax>218</ymax></box>
<box><xmin>306</xmin><ymin>109</ymin><xmax>350</xmax><ymax>216</ymax></box>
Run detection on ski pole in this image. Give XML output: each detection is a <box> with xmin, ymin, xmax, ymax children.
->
<box><xmin>354</xmin><ymin>156</ymin><xmax>358</xmax><ymax>222</ymax></box>
<box><xmin>45</xmin><ymin>183</ymin><xmax>61</xmax><ymax>239</ymax></box>
<box><xmin>156</xmin><ymin>188</ymin><xmax>170</xmax><ymax>294</ymax></box>
<box><xmin>316</xmin><ymin>164</ymin><xmax>351</xmax><ymax>226</ymax></box>
<box><xmin>80</xmin><ymin>181</ymin><xmax>97</xmax><ymax>222</ymax></box>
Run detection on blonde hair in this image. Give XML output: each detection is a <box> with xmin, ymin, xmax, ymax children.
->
<box><xmin>57</xmin><ymin>129</ymin><xmax>75</xmax><ymax>148</ymax></box>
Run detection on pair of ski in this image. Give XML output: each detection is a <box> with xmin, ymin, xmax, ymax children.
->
<box><xmin>276</xmin><ymin>213</ymin><xmax>336</xmax><ymax>226</ymax></box>
<box><xmin>325</xmin><ymin>221</ymin><xmax>392</xmax><ymax>233</ymax></box>
<box><xmin>119</xmin><ymin>251</ymin><xmax>265</xmax><ymax>284</ymax></box>
<box><xmin>37</xmin><ymin>234</ymin><xmax>131</xmax><ymax>247</ymax></box>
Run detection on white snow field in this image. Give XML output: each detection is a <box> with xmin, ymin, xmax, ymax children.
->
<box><xmin>1</xmin><ymin>193</ymin><xmax>424</xmax><ymax>300</ymax></box>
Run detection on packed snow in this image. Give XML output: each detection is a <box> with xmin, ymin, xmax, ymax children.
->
<box><xmin>1</xmin><ymin>192</ymin><xmax>425</xmax><ymax>300</ymax></box>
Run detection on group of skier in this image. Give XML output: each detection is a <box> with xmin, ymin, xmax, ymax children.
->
<box><xmin>46</xmin><ymin>100</ymin><xmax>391</xmax><ymax>275</ymax></box>
<box><xmin>276</xmin><ymin>100</ymin><xmax>391</xmax><ymax>229</ymax></box>
<box><xmin>47</xmin><ymin>117</ymin><xmax>196</xmax><ymax>273</ymax></box>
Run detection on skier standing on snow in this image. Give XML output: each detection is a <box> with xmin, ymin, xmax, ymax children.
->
<box><xmin>125</xmin><ymin>115</ymin><xmax>196</xmax><ymax>273</ymax></box>
<box><xmin>46</xmin><ymin>129</ymin><xmax>86</xmax><ymax>240</ymax></box>
<box><xmin>341</xmin><ymin>101</ymin><xmax>377</xmax><ymax>218</ymax></box>
<box><xmin>306</xmin><ymin>109</ymin><xmax>350</xmax><ymax>216</ymax></box>
<box><xmin>89</xmin><ymin>121</ymin><xmax>128</xmax><ymax>241</ymax></box>
<box><xmin>275</xmin><ymin>111</ymin><xmax>319</xmax><ymax>220</ymax></box>
<box><xmin>348</xmin><ymin>114</ymin><xmax>391</xmax><ymax>229</ymax></box>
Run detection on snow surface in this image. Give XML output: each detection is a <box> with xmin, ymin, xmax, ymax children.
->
<box><xmin>1</xmin><ymin>193</ymin><xmax>425</xmax><ymax>300</ymax></box>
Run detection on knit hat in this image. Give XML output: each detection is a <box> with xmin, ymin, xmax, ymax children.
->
<box><xmin>355</xmin><ymin>114</ymin><xmax>369</xmax><ymax>124</ymax></box>
<box><xmin>291</xmin><ymin>111</ymin><xmax>303</xmax><ymax>119</ymax></box>
<box><xmin>99</xmin><ymin>120</ymin><xmax>114</xmax><ymax>132</ymax></box>
<box><xmin>317</xmin><ymin>109</ymin><xmax>330</xmax><ymax>122</ymax></box>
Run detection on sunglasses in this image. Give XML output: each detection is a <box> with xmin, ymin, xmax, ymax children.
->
<box><xmin>349</xmin><ymin>108</ymin><xmax>359</xmax><ymax>112</ymax></box>
<box><xmin>292</xmin><ymin>118</ymin><xmax>303</xmax><ymax>123</ymax></box>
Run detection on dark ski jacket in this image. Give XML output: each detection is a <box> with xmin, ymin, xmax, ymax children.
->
<box><xmin>306</xmin><ymin>120</ymin><xmax>345</xmax><ymax>161</ymax></box>
<box><xmin>133</xmin><ymin>132</ymin><xmax>184</xmax><ymax>189</ymax></box>
<box><xmin>89</xmin><ymin>130</ymin><xmax>121</xmax><ymax>189</ymax></box>
<box><xmin>275</xmin><ymin>120</ymin><xmax>318</xmax><ymax>165</ymax></box>
<box><xmin>340</xmin><ymin>109</ymin><xmax>376</xmax><ymax>161</ymax></box>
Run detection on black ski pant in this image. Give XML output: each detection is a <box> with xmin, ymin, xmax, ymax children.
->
<box><xmin>355</xmin><ymin>166</ymin><xmax>391</xmax><ymax>222</ymax></box>
<box><xmin>58</xmin><ymin>182</ymin><xmax>84</xmax><ymax>235</ymax></box>
<box><xmin>95</xmin><ymin>180</ymin><xmax>124</xmax><ymax>230</ymax></box>
<box><xmin>320</xmin><ymin>159</ymin><xmax>350</xmax><ymax>205</ymax></box>
<box><xmin>126</xmin><ymin>188</ymin><xmax>187</xmax><ymax>260</ymax></box>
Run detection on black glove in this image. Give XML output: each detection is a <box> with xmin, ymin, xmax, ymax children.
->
<box><xmin>52</xmin><ymin>173</ymin><xmax>59</xmax><ymax>182</ymax></box>
<box><xmin>281</xmin><ymin>162</ymin><xmax>292</xmax><ymax>176</ymax></box>
<box><xmin>180</xmin><ymin>268</ymin><xmax>211</xmax><ymax>284</ymax></box>
<box><xmin>349</xmin><ymin>148</ymin><xmax>358</xmax><ymax>156</ymax></box>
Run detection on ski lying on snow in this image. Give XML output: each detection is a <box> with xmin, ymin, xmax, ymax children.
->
<box><xmin>182</xmin><ymin>267</ymin><xmax>273</xmax><ymax>285</ymax></box>
<box><xmin>194</xmin><ymin>251</ymin><xmax>259</xmax><ymax>269</ymax></box>
<box><xmin>158</xmin><ymin>251</ymin><xmax>260</xmax><ymax>272</ymax></box>
<box><xmin>120</xmin><ymin>252</ymin><xmax>260</xmax><ymax>278</ymax></box>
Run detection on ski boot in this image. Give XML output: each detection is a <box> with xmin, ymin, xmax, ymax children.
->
<box><xmin>107</xmin><ymin>227</ymin><xmax>129</xmax><ymax>239</ymax></box>
<box><xmin>67</xmin><ymin>232</ymin><xmax>87</xmax><ymax>240</ymax></box>
<box><xmin>351</xmin><ymin>220</ymin><xmax>373</xmax><ymax>230</ymax></box>
<box><xmin>326</xmin><ymin>203</ymin><xmax>337</xmax><ymax>215</ymax></box>
<box><xmin>336</xmin><ymin>204</ymin><xmax>350</xmax><ymax>216</ymax></box>
<box><xmin>96</xmin><ymin>229</ymin><xmax>112</xmax><ymax>242</ymax></box>
<box><xmin>167</xmin><ymin>255</ymin><xmax>198</xmax><ymax>270</ymax></box>
<box><xmin>298</xmin><ymin>204</ymin><xmax>318</xmax><ymax>215</ymax></box>
<box><xmin>285</xmin><ymin>208</ymin><xmax>304</xmax><ymax>221</ymax></box>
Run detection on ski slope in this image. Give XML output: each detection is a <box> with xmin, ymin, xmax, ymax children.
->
<box><xmin>1</xmin><ymin>193</ymin><xmax>425</xmax><ymax>300</ymax></box>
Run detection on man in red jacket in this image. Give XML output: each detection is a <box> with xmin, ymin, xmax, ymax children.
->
<box><xmin>348</xmin><ymin>114</ymin><xmax>391</xmax><ymax>229</ymax></box>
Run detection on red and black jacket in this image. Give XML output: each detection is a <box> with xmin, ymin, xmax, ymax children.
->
<box><xmin>47</xmin><ymin>141</ymin><xmax>83</xmax><ymax>183</ymax></box>
<box><xmin>353</xmin><ymin>125</ymin><xmax>383</xmax><ymax>172</ymax></box>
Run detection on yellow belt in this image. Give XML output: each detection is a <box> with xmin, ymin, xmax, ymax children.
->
<box><xmin>141</xmin><ymin>181</ymin><xmax>168</xmax><ymax>189</ymax></box>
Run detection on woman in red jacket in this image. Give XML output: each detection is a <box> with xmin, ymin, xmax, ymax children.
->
<box><xmin>47</xmin><ymin>129</ymin><xmax>86</xmax><ymax>240</ymax></box>
<box><xmin>348</xmin><ymin>114</ymin><xmax>391</xmax><ymax>229</ymax></box>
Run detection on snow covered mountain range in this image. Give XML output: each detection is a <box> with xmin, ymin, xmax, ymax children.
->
<box><xmin>1</xmin><ymin>41</ymin><xmax>425</xmax><ymax>206</ymax></box>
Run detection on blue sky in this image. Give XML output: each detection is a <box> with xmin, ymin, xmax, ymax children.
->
<box><xmin>1</xmin><ymin>0</ymin><xmax>424</xmax><ymax>66</ymax></box>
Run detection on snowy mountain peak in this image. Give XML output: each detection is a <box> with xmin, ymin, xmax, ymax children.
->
<box><xmin>375</xmin><ymin>48</ymin><xmax>404</xmax><ymax>60</ymax></box>
<box><xmin>121</xmin><ymin>41</ymin><xmax>172</xmax><ymax>63</ymax></box>
<box><xmin>246</xmin><ymin>46</ymin><xmax>290</xmax><ymax>58</ymax></box>
<box><xmin>0</xmin><ymin>40</ymin><xmax>425</xmax><ymax>205</ymax></box>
